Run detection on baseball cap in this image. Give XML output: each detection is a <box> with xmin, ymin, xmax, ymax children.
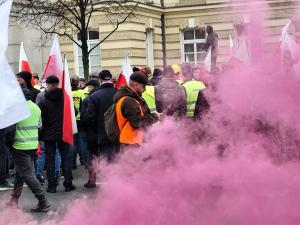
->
<box><xmin>130</xmin><ymin>72</ymin><xmax>151</xmax><ymax>86</ymax></box>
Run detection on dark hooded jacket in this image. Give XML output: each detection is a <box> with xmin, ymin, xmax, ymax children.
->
<box><xmin>21</xmin><ymin>76</ymin><xmax>40</xmax><ymax>102</ymax></box>
<box><xmin>155</xmin><ymin>77</ymin><xmax>187</xmax><ymax>117</ymax></box>
<box><xmin>37</xmin><ymin>88</ymin><xmax>64</xmax><ymax>141</ymax></box>
<box><xmin>113</xmin><ymin>86</ymin><xmax>159</xmax><ymax>130</ymax></box>
<box><xmin>86</xmin><ymin>83</ymin><xmax>118</xmax><ymax>144</ymax></box>
<box><xmin>81</xmin><ymin>86</ymin><xmax>101</xmax><ymax>142</ymax></box>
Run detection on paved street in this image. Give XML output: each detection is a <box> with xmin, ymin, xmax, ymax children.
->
<box><xmin>0</xmin><ymin>166</ymin><xmax>98</xmax><ymax>223</ymax></box>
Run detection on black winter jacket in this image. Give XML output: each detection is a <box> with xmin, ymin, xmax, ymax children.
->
<box><xmin>37</xmin><ymin>88</ymin><xmax>64</xmax><ymax>141</ymax></box>
<box><xmin>113</xmin><ymin>86</ymin><xmax>159</xmax><ymax>130</ymax></box>
<box><xmin>86</xmin><ymin>83</ymin><xmax>118</xmax><ymax>144</ymax></box>
<box><xmin>81</xmin><ymin>86</ymin><xmax>101</xmax><ymax>142</ymax></box>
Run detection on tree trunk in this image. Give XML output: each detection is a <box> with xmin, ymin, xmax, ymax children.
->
<box><xmin>81</xmin><ymin>41</ymin><xmax>90</xmax><ymax>81</ymax></box>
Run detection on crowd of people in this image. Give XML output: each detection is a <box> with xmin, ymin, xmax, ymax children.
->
<box><xmin>0</xmin><ymin>25</ymin><xmax>219</xmax><ymax>213</ymax></box>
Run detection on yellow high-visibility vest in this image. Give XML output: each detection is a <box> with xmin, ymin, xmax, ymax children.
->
<box><xmin>142</xmin><ymin>85</ymin><xmax>157</xmax><ymax>113</ymax></box>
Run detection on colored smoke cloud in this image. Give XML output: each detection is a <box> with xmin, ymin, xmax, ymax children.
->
<box><xmin>1</xmin><ymin>0</ymin><xmax>300</xmax><ymax>224</ymax></box>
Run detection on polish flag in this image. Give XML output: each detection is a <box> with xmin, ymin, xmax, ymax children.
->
<box><xmin>228</xmin><ymin>35</ymin><xmax>251</xmax><ymax>66</ymax></box>
<box><xmin>63</xmin><ymin>57</ymin><xmax>78</xmax><ymax>145</ymax></box>
<box><xmin>280</xmin><ymin>20</ymin><xmax>300</xmax><ymax>78</ymax></box>
<box><xmin>0</xmin><ymin>0</ymin><xmax>30</xmax><ymax>128</ymax></box>
<box><xmin>42</xmin><ymin>35</ymin><xmax>64</xmax><ymax>88</ymax></box>
<box><xmin>204</xmin><ymin>46</ymin><xmax>212</xmax><ymax>72</ymax></box>
<box><xmin>115</xmin><ymin>54</ymin><xmax>133</xmax><ymax>88</ymax></box>
<box><xmin>43</xmin><ymin>36</ymin><xmax>77</xmax><ymax>144</ymax></box>
<box><xmin>19</xmin><ymin>42</ymin><xmax>35</xmax><ymax>87</ymax></box>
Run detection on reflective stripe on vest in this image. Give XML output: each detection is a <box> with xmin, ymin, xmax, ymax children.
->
<box><xmin>116</xmin><ymin>97</ymin><xmax>144</xmax><ymax>145</ymax></box>
<box><xmin>72</xmin><ymin>89</ymin><xmax>85</xmax><ymax>120</ymax></box>
<box><xmin>13</xmin><ymin>101</ymin><xmax>41</xmax><ymax>150</ymax></box>
<box><xmin>183</xmin><ymin>80</ymin><xmax>206</xmax><ymax>117</ymax></box>
<box><xmin>142</xmin><ymin>85</ymin><xmax>157</xmax><ymax>113</ymax></box>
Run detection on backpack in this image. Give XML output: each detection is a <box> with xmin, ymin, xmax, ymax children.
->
<box><xmin>104</xmin><ymin>97</ymin><xmax>128</xmax><ymax>144</ymax></box>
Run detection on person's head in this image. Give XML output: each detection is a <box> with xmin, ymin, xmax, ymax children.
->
<box><xmin>171</xmin><ymin>64</ymin><xmax>181</xmax><ymax>79</ymax></box>
<box><xmin>181</xmin><ymin>63</ymin><xmax>194</xmax><ymax>81</ymax></box>
<box><xmin>17</xmin><ymin>71</ymin><xmax>33</xmax><ymax>88</ymax></box>
<box><xmin>21</xmin><ymin>87</ymin><xmax>32</xmax><ymax>101</ymax></box>
<box><xmin>85</xmin><ymin>79</ymin><xmax>99</xmax><ymax>93</ymax></box>
<box><xmin>206</xmin><ymin>25</ymin><xmax>213</xmax><ymax>34</ymax></box>
<box><xmin>46</xmin><ymin>75</ymin><xmax>59</xmax><ymax>91</ymax></box>
<box><xmin>33</xmin><ymin>73</ymin><xmax>39</xmax><ymax>84</ymax></box>
<box><xmin>164</xmin><ymin>66</ymin><xmax>176</xmax><ymax>79</ymax></box>
<box><xmin>132</xmin><ymin>66</ymin><xmax>141</xmax><ymax>72</ymax></box>
<box><xmin>79</xmin><ymin>78</ymin><xmax>85</xmax><ymax>88</ymax></box>
<box><xmin>128</xmin><ymin>72</ymin><xmax>151</xmax><ymax>96</ymax></box>
<box><xmin>142</xmin><ymin>66</ymin><xmax>152</xmax><ymax>78</ymax></box>
<box><xmin>70</xmin><ymin>75</ymin><xmax>80</xmax><ymax>88</ymax></box>
<box><xmin>153</xmin><ymin>68</ymin><xmax>163</xmax><ymax>77</ymax></box>
<box><xmin>98</xmin><ymin>70</ymin><xmax>112</xmax><ymax>83</ymax></box>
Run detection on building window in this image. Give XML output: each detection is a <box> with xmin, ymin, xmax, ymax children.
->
<box><xmin>75</xmin><ymin>30</ymin><xmax>101</xmax><ymax>78</ymax></box>
<box><xmin>146</xmin><ymin>29</ymin><xmax>154</xmax><ymax>70</ymax></box>
<box><xmin>181</xmin><ymin>28</ymin><xmax>206</xmax><ymax>64</ymax></box>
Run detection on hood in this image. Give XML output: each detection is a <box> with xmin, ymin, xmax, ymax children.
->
<box><xmin>113</xmin><ymin>86</ymin><xmax>140</xmax><ymax>103</ymax></box>
<box><xmin>45</xmin><ymin>88</ymin><xmax>63</xmax><ymax>101</ymax></box>
<box><xmin>157</xmin><ymin>77</ymin><xmax>180</xmax><ymax>89</ymax></box>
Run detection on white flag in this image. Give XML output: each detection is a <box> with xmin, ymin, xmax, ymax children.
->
<box><xmin>0</xmin><ymin>0</ymin><xmax>30</xmax><ymax>129</ymax></box>
<box><xmin>229</xmin><ymin>35</ymin><xmax>234</xmax><ymax>56</ymax></box>
<box><xmin>233</xmin><ymin>36</ymin><xmax>251</xmax><ymax>65</ymax></box>
<box><xmin>204</xmin><ymin>46</ymin><xmax>212</xmax><ymax>72</ymax></box>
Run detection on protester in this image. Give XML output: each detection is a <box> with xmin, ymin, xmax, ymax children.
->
<box><xmin>71</xmin><ymin>75</ymin><xmax>87</xmax><ymax>168</ymax></box>
<box><xmin>6</xmin><ymin>87</ymin><xmax>50</xmax><ymax>212</ymax></box>
<box><xmin>81</xmin><ymin>79</ymin><xmax>100</xmax><ymax>188</ymax></box>
<box><xmin>79</xmin><ymin>78</ymin><xmax>86</xmax><ymax>89</ymax></box>
<box><xmin>17</xmin><ymin>71</ymin><xmax>40</xmax><ymax>102</ymax></box>
<box><xmin>0</xmin><ymin>129</ymin><xmax>12</xmax><ymax>191</ymax></box>
<box><xmin>38</xmin><ymin>76</ymin><xmax>75</xmax><ymax>193</ymax></box>
<box><xmin>155</xmin><ymin>66</ymin><xmax>187</xmax><ymax>117</ymax></box>
<box><xmin>112</xmin><ymin>72</ymin><xmax>160</xmax><ymax>147</ymax></box>
<box><xmin>150</xmin><ymin>68</ymin><xmax>162</xmax><ymax>86</ymax></box>
<box><xmin>205</xmin><ymin>25</ymin><xmax>219</xmax><ymax>72</ymax></box>
<box><xmin>85</xmin><ymin>70</ymin><xmax>118</xmax><ymax>187</ymax></box>
<box><xmin>181</xmin><ymin>63</ymin><xmax>209</xmax><ymax>119</ymax></box>
<box><xmin>171</xmin><ymin>64</ymin><xmax>182</xmax><ymax>84</ymax></box>
<box><xmin>142</xmin><ymin>66</ymin><xmax>152</xmax><ymax>77</ymax></box>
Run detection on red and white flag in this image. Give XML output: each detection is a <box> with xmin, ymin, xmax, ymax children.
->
<box><xmin>43</xmin><ymin>35</ymin><xmax>64</xmax><ymax>88</ymax></box>
<box><xmin>19</xmin><ymin>41</ymin><xmax>35</xmax><ymax>87</ymax></box>
<box><xmin>0</xmin><ymin>0</ymin><xmax>30</xmax><ymax>129</ymax></box>
<box><xmin>204</xmin><ymin>46</ymin><xmax>212</xmax><ymax>72</ymax></box>
<box><xmin>228</xmin><ymin>35</ymin><xmax>251</xmax><ymax>66</ymax></box>
<box><xmin>43</xmin><ymin>35</ymin><xmax>77</xmax><ymax>144</ymax></box>
<box><xmin>280</xmin><ymin>20</ymin><xmax>300</xmax><ymax>78</ymax></box>
<box><xmin>115</xmin><ymin>54</ymin><xmax>133</xmax><ymax>88</ymax></box>
<box><xmin>63</xmin><ymin>57</ymin><xmax>78</xmax><ymax>145</ymax></box>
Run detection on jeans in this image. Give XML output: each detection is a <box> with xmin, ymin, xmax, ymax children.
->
<box><xmin>71</xmin><ymin>131</ymin><xmax>88</xmax><ymax>166</ymax></box>
<box><xmin>0</xmin><ymin>129</ymin><xmax>8</xmax><ymax>183</ymax></box>
<box><xmin>44</xmin><ymin>140</ymin><xmax>73</xmax><ymax>188</ymax></box>
<box><xmin>36</xmin><ymin>142</ymin><xmax>61</xmax><ymax>178</ymax></box>
<box><xmin>10</xmin><ymin>148</ymin><xmax>46</xmax><ymax>201</ymax></box>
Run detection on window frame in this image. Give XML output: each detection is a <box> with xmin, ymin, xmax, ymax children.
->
<box><xmin>180</xmin><ymin>28</ymin><xmax>207</xmax><ymax>65</ymax></box>
<box><xmin>74</xmin><ymin>30</ymin><xmax>101</xmax><ymax>78</ymax></box>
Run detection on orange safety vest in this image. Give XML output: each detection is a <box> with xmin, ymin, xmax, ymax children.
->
<box><xmin>116</xmin><ymin>97</ymin><xmax>144</xmax><ymax>145</ymax></box>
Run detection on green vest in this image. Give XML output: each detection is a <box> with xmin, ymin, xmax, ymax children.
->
<box><xmin>72</xmin><ymin>89</ymin><xmax>85</xmax><ymax>120</ymax></box>
<box><xmin>183</xmin><ymin>80</ymin><xmax>206</xmax><ymax>117</ymax></box>
<box><xmin>142</xmin><ymin>85</ymin><xmax>157</xmax><ymax>113</ymax></box>
<box><xmin>13</xmin><ymin>100</ymin><xmax>41</xmax><ymax>150</ymax></box>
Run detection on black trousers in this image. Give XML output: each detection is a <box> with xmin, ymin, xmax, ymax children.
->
<box><xmin>0</xmin><ymin>129</ymin><xmax>8</xmax><ymax>184</ymax></box>
<box><xmin>10</xmin><ymin>148</ymin><xmax>46</xmax><ymax>201</ymax></box>
<box><xmin>44</xmin><ymin>140</ymin><xmax>73</xmax><ymax>188</ymax></box>
<box><xmin>86</xmin><ymin>142</ymin><xmax>119</xmax><ymax>183</ymax></box>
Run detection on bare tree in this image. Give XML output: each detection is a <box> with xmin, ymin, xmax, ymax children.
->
<box><xmin>11</xmin><ymin>0</ymin><xmax>140</xmax><ymax>80</ymax></box>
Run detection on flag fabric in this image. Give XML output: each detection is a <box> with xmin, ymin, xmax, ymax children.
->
<box><xmin>204</xmin><ymin>46</ymin><xmax>212</xmax><ymax>72</ymax></box>
<box><xmin>280</xmin><ymin>20</ymin><xmax>300</xmax><ymax>78</ymax></box>
<box><xmin>19</xmin><ymin>41</ymin><xmax>35</xmax><ymax>87</ymax></box>
<box><xmin>43</xmin><ymin>35</ymin><xmax>77</xmax><ymax>144</ymax></box>
<box><xmin>115</xmin><ymin>54</ymin><xmax>133</xmax><ymax>88</ymax></box>
<box><xmin>228</xmin><ymin>35</ymin><xmax>251</xmax><ymax>66</ymax></box>
<box><xmin>229</xmin><ymin>35</ymin><xmax>234</xmax><ymax>57</ymax></box>
<box><xmin>0</xmin><ymin>0</ymin><xmax>30</xmax><ymax>129</ymax></box>
<box><xmin>63</xmin><ymin>57</ymin><xmax>78</xmax><ymax>145</ymax></box>
<box><xmin>43</xmin><ymin>35</ymin><xmax>64</xmax><ymax>88</ymax></box>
